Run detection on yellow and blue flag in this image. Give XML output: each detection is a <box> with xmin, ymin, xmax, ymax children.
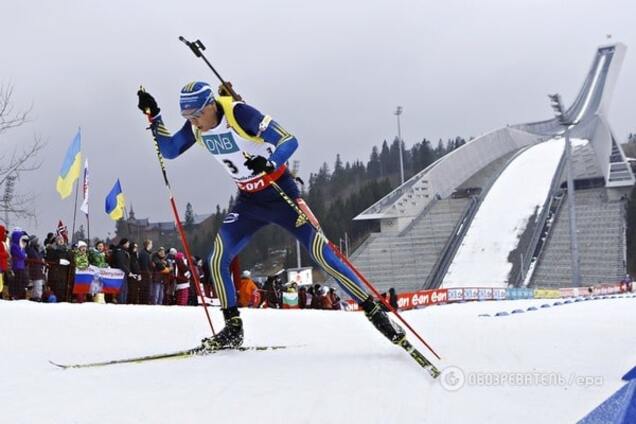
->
<box><xmin>56</xmin><ymin>129</ymin><xmax>82</xmax><ymax>199</ymax></box>
<box><xmin>105</xmin><ymin>179</ymin><xmax>125</xmax><ymax>221</ymax></box>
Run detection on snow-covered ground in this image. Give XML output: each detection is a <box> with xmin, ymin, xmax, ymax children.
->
<box><xmin>443</xmin><ymin>139</ymin><xmax>565</xmax><ymax>287</ymax></box>
<box><xmin>2</xmin><ymin>295</ymin><xmax>635</xmax><ymax>423</ymax></box>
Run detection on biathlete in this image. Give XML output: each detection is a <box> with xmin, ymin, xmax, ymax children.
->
<box><xmin>137</xmin><ymin>82</ymin><xmax>404</xmax><ymax>350</ymax></box>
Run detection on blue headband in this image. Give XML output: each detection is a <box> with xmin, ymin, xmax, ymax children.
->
<box><xmin>179</xmin><ymin>81</ymin><xmax>214</xmax><ymax>114</ymax></box>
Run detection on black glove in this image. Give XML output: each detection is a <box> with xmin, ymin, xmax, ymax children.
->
<box><xmin>244</xmin><ymin>155</ymin><xmax>275</xmax><ymax>175</ymax></box>
<box><xmin>137</xmin><ymin>90</ymin><xmax>161</xmax><ymax>117</ymax></box>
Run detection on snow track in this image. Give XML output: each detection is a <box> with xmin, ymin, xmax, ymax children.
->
<box><xmin>2</xmin><ymin>296</ymin><xmax>635</xmax><ymax>423</ymax></box>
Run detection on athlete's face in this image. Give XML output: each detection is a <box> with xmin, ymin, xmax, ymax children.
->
<box><xmin>185</xmin><ymin>102</ymin><xmax>219</xmax><ymax>131</ymax></box>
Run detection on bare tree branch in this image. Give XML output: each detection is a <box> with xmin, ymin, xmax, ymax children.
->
<box><xmin>0</xmin><ymin>84</ymin><xmax>45</xmax><ymax>226</ymax></box>
<box><xmin>0</xmin><ymin>137</ymin><xmax>45</xmax><ymax>187</ymax></box>
<box><xmin>0</xmin><ymin>84</ymin><xmax>31</xmax><ymax>136</ymax></box>
<box><xmin>0</xmin><ymin>192</ymin><xmax>37</xmax><ymax>224</ymax></box>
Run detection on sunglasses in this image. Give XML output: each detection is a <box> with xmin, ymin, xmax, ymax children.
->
<box><xmin>181</xmin><ymin>106</ymin><xmax>206</xmax><ymax>120</ymax></box>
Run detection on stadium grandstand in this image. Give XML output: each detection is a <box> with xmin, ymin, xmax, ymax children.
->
<box><xmin>348</xmin><ymin>43</ymin><xmax>634</xmax><ymax>293</ymax></box>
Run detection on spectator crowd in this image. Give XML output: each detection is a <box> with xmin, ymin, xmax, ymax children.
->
<box><xmin>5</xmin><ymin>224</ymin><xmax>627</xmax><ymax>310</ymax></box>
<box><xmin>0</xmin><ymin>224</ymin><xmax>351</xmax><ymax>310</ymax></box>
<box><xmin>236</xmin><ymin>270</ymin><xmax>345</xmax><ymax>310</ymax></box>
<box><xmin>0</xmin><ymin>224</ymin><xmax>211</xmax><ymax>305</ymax></box>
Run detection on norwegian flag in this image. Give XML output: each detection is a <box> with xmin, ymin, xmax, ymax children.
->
<box><xmin>57</xmin><ymin>220</ymin><xmax>68</xmax><ymax>244</ymax></box>
<box><xmin>80</xmin><ymin>159</ymin><xmax>89</xmax><ymax>215</ymax></box>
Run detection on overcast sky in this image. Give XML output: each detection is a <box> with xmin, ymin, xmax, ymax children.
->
<box><xmin>1</xmin><ymin>0</ymin><xmax>634</xmax><ymax>241</ymax></box>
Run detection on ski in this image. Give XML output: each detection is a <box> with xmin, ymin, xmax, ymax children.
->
<box><xmin>49</xmin><ymin>345</ymin><xmax>288</xmax><ymax>369</ymax></box>
<box><xmin>398</xmin><ymin>338</ymin><xmax>441</xmax><ymax>378</ymax></box>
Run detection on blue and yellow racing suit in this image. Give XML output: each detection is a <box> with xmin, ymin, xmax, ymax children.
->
<box><xmin>150</xmin><ymin>97</ymin><xmax>370</xmax><ymax>308</ymax></box>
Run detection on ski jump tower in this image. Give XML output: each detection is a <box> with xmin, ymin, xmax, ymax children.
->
<box><xmin>349</xmin><ymin>43</ymin><xmax>633</xmax><ymax>292</ymax></box>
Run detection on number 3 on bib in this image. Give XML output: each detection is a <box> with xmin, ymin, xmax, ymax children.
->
<box><xmin>223</xmin><ymin>159</ymin><xmax>239</xmax><ymax>174</ymax></box>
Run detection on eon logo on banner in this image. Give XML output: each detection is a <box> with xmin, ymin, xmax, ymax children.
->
<box><xmin>431</xmin><ymin>289</ymin><xmax>448</xmax><ymax>304</ymax></box>
<box><xmin>397</xmin><ymin>296</ymin><xmax>411</xmax><ymax>309</ymax></box>
<box><xmin>410</xmin><ymin>289</ymin><xmax>448</xmax><ymax>308</ymax></box>
<box><xmin>411</xmin><ymin>292</ymin><xmax>430</xmax><ymax>307</ymax></box>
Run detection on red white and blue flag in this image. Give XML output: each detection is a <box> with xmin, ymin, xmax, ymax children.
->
<box><xmin>72</xmin><ymin>269</ymin><xmax>94</xmax><ymax>295</ymax></box>
<box><xmin>72</xmin><ymin>266</ymin><xmax>125</xmax><ymax>295</ymax></box>
<box><xmin>56</xmin><ymin>219</ymin><xmax>68</xmax><ymax>244</ymax></box>
<box><xmin>99</xmin><ymin>267</ymin><xmax>125</xmax><ymax>294</ymax></box>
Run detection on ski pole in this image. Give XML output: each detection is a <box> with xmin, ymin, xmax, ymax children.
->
<box><xmin>267</xmin><ymin>178</ymin><xmax>442</xmax><ymax>360</ymax></box>
<box><xmin>178</xmin><ymin>36</ymin><xmax>242</xmax><ymax>101</ymax></box>
<box><xmin>139</xmin><ymin>86</ymin><xmax>216</xmax><ymax>336</ymax></box>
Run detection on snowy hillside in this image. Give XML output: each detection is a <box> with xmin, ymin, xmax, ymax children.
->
<box><xmin>2</xmin><ymin>296</ymin><xmax>635</xmax><ymax>423</ymax></box>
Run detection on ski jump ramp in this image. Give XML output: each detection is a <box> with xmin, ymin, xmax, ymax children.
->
<box><xmin>351</xmin><ymin>43</ymin><xmax>633</xmax><ymax>292</ymax></box>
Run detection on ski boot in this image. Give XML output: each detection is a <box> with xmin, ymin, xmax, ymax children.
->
<box><xmin>201</xmin><ymin>307</ymin><xmax>244</xmax><ymax>351</ymax></box>
<box><xmin>361</xmin><ymin>297</ymin><xmax>405</xmax><ymax>344</ymax></box>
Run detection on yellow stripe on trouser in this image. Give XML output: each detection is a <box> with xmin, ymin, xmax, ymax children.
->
<box><xmin>210</xmin><ymin>234</ymin><xmax>228</xmax><ymax>308</ymax></box>
<box><xmin>0</xmin><ymin>273</ymin><xmax>3</xmax><ymax>294</ymax></box>
<box><xmin>273</xmin><ymin>123</ymin><xmax>291</xmax><ymax>138</ymax></box>
<box><xmin>311</xmin><ymin>233</ymin><xmax>368</xmax><ymax>302</ymax></box>
<box><xmin>157</xmin><ymin>126</ymin><xmax>171</xmax><ymax>136</ymax></box>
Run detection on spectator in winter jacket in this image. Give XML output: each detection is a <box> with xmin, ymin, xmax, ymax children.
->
<box><xmin>106</xmin><ymin>244</ymin><xmax>116</xmax><ymax>267</ymax></box>
<box><xmin>298</xmin><ymin>286</ymin><xmax>307</xmax><ymax>309</ymax></box>
<box><xmin>0</xmin><ymin>225</ymin><xmax>8</xmax><ymax>299</ymax></box>
<box><xmin>150</xmin><ymin>247</ymin><xmax>171</xmax><ymax>305</ymax></box>
<box><xmin>73</xmin><ymin>240</ymin><xmax>91</xmax><ymax>303</ymax></box>
<box><xmin>311</xmin><ymin>284</ymin><xmax>323</xmax><ymax>309</ymax></box>
<box><xmin>138</xmin><ymin>240</ymin><xmax>153</xmax><ymax>304</ymax></box>
<box><xmin>263</xmin><ymin>275</ymin><xmax>281</xmax><ymax>308</ymax></box>
<box><xmin>165</xmin><ymin>247</ymin><xmax>178</xmax><ymax>304</ymax></box>
<box><xmin>388</xmin><ymin>288</ymin><xmax>398</xmax><ymax>310</ymax></box>
<box><xmin>320</xmin><ymin>286</ymin><xmax>333</xmax><ymax>310</ymax></box>
<box><xmin>74</xmin><ymin>241</ymin><xmax>90</xmax><ymax>270</ymax></box>
<box><xmin>88</xmin><ymin>241</ymin><xmax>108</xmax><ymax>268</ymax></box>
<box><xmin>192</xmin><ymin>256</ymin><xmax>208</xmax><ymax>305</ymax></box>
<box><xmin>620</xmin><ymin>275</ymin><xmax>631</xmax><ymax>293</ymax></box>
<box><xmin>127</xmin><ymin>242</ymin><xmax>142</xmax><ymax>304</ymax></box>
<box><xmin>111</xmin><ymin>238</ymin><xmax>131</xmax><ymax>304</ymax></box>
<box><xmin>198</xmin><ymin>256</ymin><xmax>215</xmax><ymax>301</ymax></box>
<box><xmin>26</xmin><ymin>236</ymin><xmax>46</xmax><ymax>301</ymax></box>
<box><xmin>238</xmin><ymin>270</ymin><xmax>257</xmax><ymax>307</ymax></box>
<box><xmin>10</xmin><ymin>229</ymin><xmax>28</xmax><ymax>300</ymax></box>
<box><xmin>45</xmin><ymin>235</ymin><xmax>73</xmax><ymax>302</ymax></box>
<box><xmin>282</xmin><ymin>284</ymin><xmax>299</xmax><ymax>309</ymax></box>
<box><xmin>306</xmin><ymin>286</ymin><xmax>314</xmax><ymax>309</ymax></box>
<box><xmin>174</xmin><ymin>252</ymin><xmax>191</xmax><ymax>306</ymax></box>
<box><xmin>45</xmin><ymin>235</ymin><xmax>70</xmax><ymax>262</ymax></box>
<box><xmin>43</xmin><ymin>232</ymin><xmax>56</xmax><ymax>250</ymax></box>
<box><xmin>329</xmin><ymin>288</ymin><xmax>341</xmax><ymax>311</ymax></box>
<box><xmin>250</xmin><ymin>283</ymin><xmax>261</xmax><ymax>308</ymax></box>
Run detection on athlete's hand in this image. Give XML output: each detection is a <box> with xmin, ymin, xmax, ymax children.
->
<box><xmin>137</xmin><ymin>89</ymin><xmax>161</xmax><ymax>117</ymax></box>
<box><xmin>244</xmin><ymin>155</ymin><xmax>275</xmax><ymax>175</ymax></box>
<box><xmin>218</xmin><ymin>81</ymin><xmax>242</xmax><ymax>101</ymax></box>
